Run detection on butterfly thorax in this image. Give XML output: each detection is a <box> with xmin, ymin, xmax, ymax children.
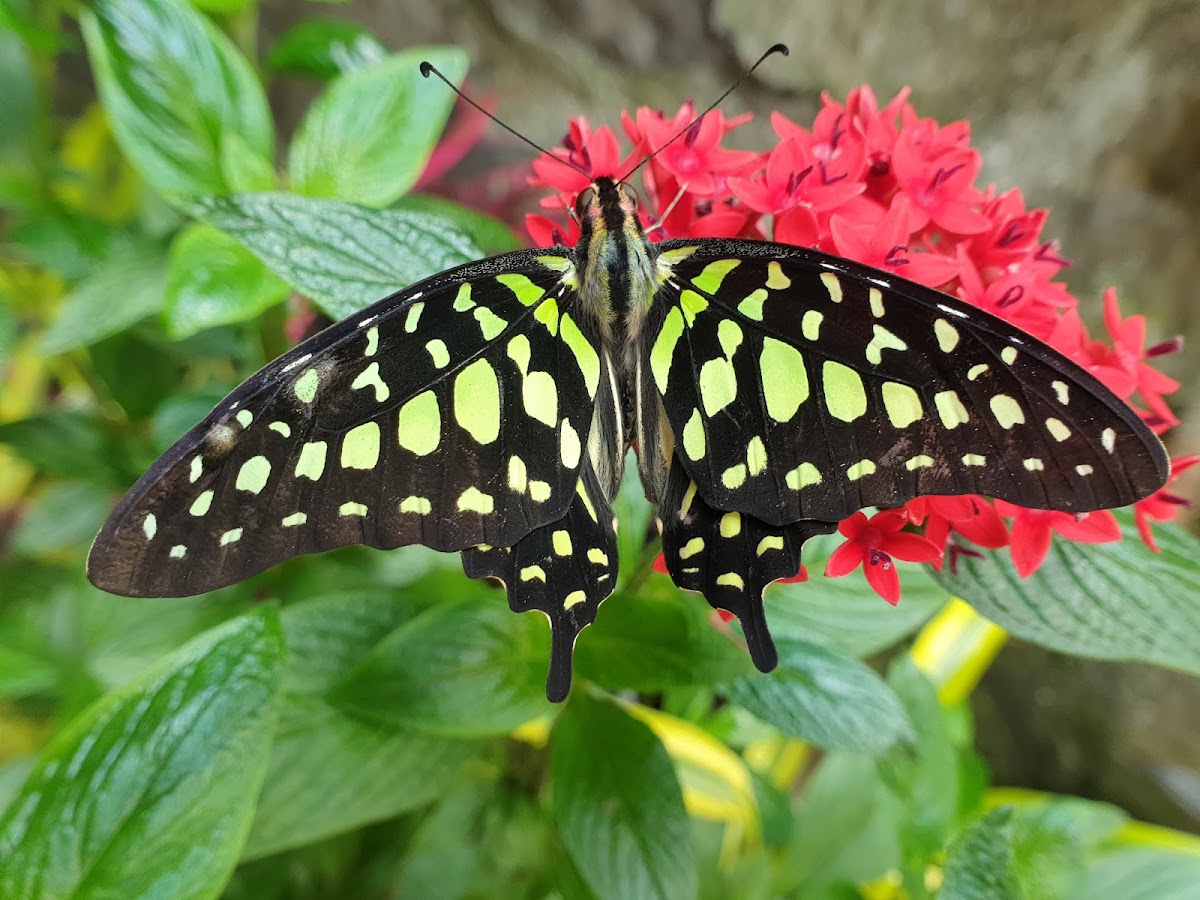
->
<box><xmin>574</xmin><ymin>176</ymin><xmax>657</xmax><ymax>351</ymax></box>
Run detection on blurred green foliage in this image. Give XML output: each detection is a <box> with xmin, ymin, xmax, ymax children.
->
<box><xmin>1</xmin><ymin>0</ymin><xmax>1199</xmax><ymax>897</ymax></box>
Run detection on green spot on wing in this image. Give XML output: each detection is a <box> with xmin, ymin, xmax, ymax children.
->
<box><xmin>559</xmin><ymin>313</ymin><xmax>599</xmax><ymax>398</ymax></box>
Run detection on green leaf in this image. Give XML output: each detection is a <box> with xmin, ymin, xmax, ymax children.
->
<box><xmin>10</xmin><ymin>481</ymin><xmax>112</xmax><ymax>556</ymax></box>
<box><xmin>391</xmin><ymin>786</ymin><xmax>491</xmax><ymax>898</ymax></box>
<box><xmin>876</xmin><ymin>657</ymin><xmax>960</xmax><ymax>862</ymax></box>
<box><xmin>766</xmin><ymin>531</ymin><xmax>946</xmax><ymax>657</ymax></box>
<box><xmin>151</xmin><ymin>387</ymin><xmax>233</xmax><ymax>453</ymax></box>
<box><xmin>243</xmin><ymin>592</ymin><xmax>479</xmax><ymax>858</ymax></box>
<box><xmin>611</xmin><ymin>451</ymin><xmax>657</xmax><ymax>589</ymax></box>
<box><xmin>193</xmin><ymin>192</ymin><xmax>485</xmax><ymax>320</ymax></box>
<box><xmin>575</xmin><ymin>580</ymin><xmax>755</xmax><ymax>692</ymax></box>
<box><xmin>219</xmin><ymin>130</ymin><xmax>277</xmax><ymax>193</ymax></box>
<box><xmin>164</xmin><ymin>223</ymin><xmax>290</xmax><ymax>339</ymax></box>
<box><xmin>186</xmin><ymin>0</ymin><xmax>254</xmax><ymax>13</ymax></box>
<box><xmin>12</xmin><ymin>213</ymin><xmax>131</xmax><ymax>283</ymax></box>
<box><xmin>0</xmin><ymin>411</ymin><xmax>122</xmax><ymax>485</ymax></box>
<box><xmin>0</xmin><ymin>609</ymin><xmax>284</xmax><ymax>900</ymax></box>
<box><xmin>0</xmin><ymin>297</ymin><xmax>16</xmax><ymax>367</ymax></box>
<box><xmin>81</xmin><ymin>0</ymin><xmax>273</xmax><ymax>197</ymax></box>
<box><xmin>267</xmin><ymin>17</ymin><xmax>388</xmax><ymax>80</ymax></box>
<box><xmin>90</xmin><ymin>330</ymin><xmax>182</xmax><ymax>422</ymax></box>
<box><xmin>934</xmin><ymin>513</ymin><xmax>1200</xmax><ymax>675</ymax></box>
<box><xmin>332</xmin><ymin>595</ymin><xmax>551</xmax><ymax>737</ymax></box>
<box><xmin>393</xmin><ymin>193</ymin><xmax>522</xmax><ymax>256</ymax></box>
<box><xmin>0</xmin><ymin>30</ymin><xmax>36</xmax><ymax>162</ymax></box>
<box><xmin>940</xmin><ymin>805</ymin><xmax>1085</xmax><ymax>900</ymax></box>
<box><xmin>288</xmin><ymin>46</ymin><xmax>466</xmax><ymax>206</ymax></box>
<box><xmin>1075</xmin><ymin>848</ymin><xmax>1200</xmax><ymax>900</ymax></box>
<box><xmin>550</xmin><ymin>691</ymin><xmax>698</xmax><ymax>900</ymax></box>
<box><xmin>723</xmin><ymin>638</ymin><xmax>912</xmax><ymax>753</ymax></box>
<box><xmin>0</xmin><ymin>645</ymin><xmax>56</xmax><ymax>698</ymax></box>
<box><xmin>40</xmin><ymin>249</ymin><xmax>167</xmax><ymax>354</ymax></box>
<box><xmin>783</xmin><ymin>753</ymin><xmax>897</xmax><ymax>891</ymax></box>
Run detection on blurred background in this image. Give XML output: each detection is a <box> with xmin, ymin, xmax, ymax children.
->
<box><xmin>7</xmin><ymin>0</ymin><xmax>1199</xmax><ymax>843</ymax></box>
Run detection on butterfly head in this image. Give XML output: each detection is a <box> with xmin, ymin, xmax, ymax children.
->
<box><xmin>574</xmin><ymin>176</ymin><xmax>643</xmax><ymax>239</ymax></box>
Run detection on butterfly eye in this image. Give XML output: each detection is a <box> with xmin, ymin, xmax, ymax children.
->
<box><xmin>622</xmin><ymin>183</ymin><xmax>641</xmax><ymax>210</ymax></box>
<box><xmin>574</xmin><ymin>186</ymin><xmax>598</xmax><ymax>220</ymax></box>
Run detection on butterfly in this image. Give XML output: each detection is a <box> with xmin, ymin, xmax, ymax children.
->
<box><xmin>87</xmin><ymin>77</ymin><xmax>1169</xmax><ymax>703</ymax></box>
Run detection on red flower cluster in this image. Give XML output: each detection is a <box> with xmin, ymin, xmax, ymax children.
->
<box><xmin>526</xmin><ymin>87</ymin><xmax>1188</xmax><ymax>605</ymax></box>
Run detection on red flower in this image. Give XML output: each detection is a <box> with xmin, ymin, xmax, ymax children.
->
<box><xmin>1133</xmin><ymin>455</ymin><xmax>1199</xmax><ymax>552</ymax></box>
<box><xmin>522</xmin><ymin>84</ymin><xmax>1190</xmax><ymax>608</ymax></box>
<box><xmin>728</xmin><ymin>138</ymin><xmax>865</xmax><ymax>246</ymax></box>
<box><xmin>531</xmin><ymin>117</ymin><xmax>637</xmax><ymax>207</ymax></box>
<box><xmin>1101</xmin><ymin>288</ymin><xmax>1181</xmax><ymax>423</ymax></box>
<box><xmin>525</xmin><ymin>212</ymin><xmax>581</xmax><ymax>248</ymax></box>
<box><xmin>624</xmin><ymin>103</ymin><xmax>758</xmax><ymax>195</ymax></box>
<box><xmin>903</xmin><ymin>495</ymin><xmax>1009</xmax><ymax>570</ymax></box>
<box><xmin>828</xmin><ymin>196</ymin><xmax>959</xmax><ymax>287</ymax></box>
<box><xmin>892</xmin><ymin>126</ymin><xmax>991</xmax><ymax>234</ymax></box>
<box><xmin>1049</xmin><ymin>290</ymin><xmax>1182</xmax><ymax>430</ymax></box>
<box><xmin>824</xmin><ymin>510</ymin><xmax>942</xmax><ymax>604</ymax></box>
<box><xmin>993</xmin><ymin>501</ymin><xmax>1122</xmax><ymax>577</ymax></box>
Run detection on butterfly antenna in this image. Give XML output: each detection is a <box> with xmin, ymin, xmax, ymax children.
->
<box><xmin>420</xmin><ymin>61</ymin><xmax>591</xmax><ymax>179</ymax></box>
<box><xmin>621</xmin><ymin>43</ymin><xmax>789</xmax><ymax>181</ymax></box>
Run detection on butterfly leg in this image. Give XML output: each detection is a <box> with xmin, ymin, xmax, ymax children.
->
<box><xmin>462</xmin><ymin>465</ymin><xmax>618</xmax><ymax>702</ymax></box>
<box><xmin>658</xmin><ymin>457</ymin><xmax>836</xmax><ymax>672</ymax></box>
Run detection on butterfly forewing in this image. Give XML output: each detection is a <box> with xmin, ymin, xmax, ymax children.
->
<box><xmin>647</xmin><ymin>238</ymin><xmax>1169</xmax><ymax>527</ymax></box>
<box><xmin>87</xmin><ymin>250</ymin><xmax>605</xmax><ymax>597</ymax></box>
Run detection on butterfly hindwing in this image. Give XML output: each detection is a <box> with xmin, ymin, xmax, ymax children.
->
<box><xmin>87</xmin><ymin>250</ymin><xmax>602</xmax><ymax>597</ymax></box>
<box><xmin>463</xmin><ymin>463</ymin><xmax>619</xmax><ymax>701</ymax></box>
<box><xmin>647</xmin><ymin>239</ymin><xmax>1169</xmax><ymax>527</ymax></box>
<box><xmin>659</xmin><ymin>455</ymin><xmax>836</xmax><ymax>671</ymax></box>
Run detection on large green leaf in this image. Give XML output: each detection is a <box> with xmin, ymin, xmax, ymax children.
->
<box><xmin>723</xmin><ymin>638</ymin><xmax>912</xmax><ymax>753</ymax></box>
<box><xmin>219</xmin><ymin>131</ymin><xmax>277</xmax><ymax>193</ymax></box>
<box><xmin>288</xmin><ymin>47</ymin><xmax>466</xmax><ymax>206</ymax></box>
<box><xmin>164</xmin><ymin>223</ymin><xmax>290</xmax><ymax>339</ymax></box>
<box><xmin>782</xmin><ymin>752</ymin><xmax>898</xmax><ymax>892</ymax></box>
<box><xmin>0</xmin><ymin>30</ymin><xmax>36</xmax><ymax>162</ymax></box>
<box><xmin>267</xmin><ymin>18</ymin><xmax>388</xmax><ymax>80</ymax></box>
<box><xmin>0</xmin><ymin>609</ymin><xmax>283</xmax><ymax>900</ymax></box>
<box><xmin>575</xmin><ymin>580</ymin><xmax>755</xmax><ymax>692</ymax></box>
<box><xmin>765</xmin><ymin>532</ymin><xmax>948</xmax><ymax>657</ymax></box>
<box><xmin>81</xmin><ymin>0</ymin><xmax>273</xmax><ymax>197</ymax></box>
<box><xmin>934</xmin><ymin>513</ymin><xmax>1200</xmax><ymax>675</ymax></box>
<box><xmin>393</xmin><ymin>193</ymin><xmax>522</xmax><ymax>256</ymax></box>
<box><xmin>1074</xmin><ymin>848</ymin><xmax>1200</xmax><ymax>900</ymax></box>
<box><xmin>940</xmin><ymin>805</ymin><xmax>1084</xmax><ymax>900</ymax></box>
<box><xmin>0</xmin><ymin>410</ymin><xmax>123</xmax><ymax>485</ymax></box>
<box><xmin>331</xmin><ymin>595</ymin><xmax>551</xmax><ymax>737</ymax></box>
<box><xmin>876</xmin><ymin>657</ymin><xmax>962</xmax><ymax>863</ymax></box>
<box><xmin>40</xmin><ymin>249</ymin><xmax>167</xmax><ymax>354</ymax></box>
<box><xmin>550</xmin><ymin>690</ymin><xmax>697</xmax><ymax>900</ymax></box>
<box><xmin>243</xmin><ymin>592</ymin><xmax>479</xmax><ymax>858</ymax></box>
<box><xmin>192</xmin><ymin>192</ymin><xmax>485</xmax><ymax>320</ymax></box>
<box><xmin>9</xmin><ymin>481</ymin><xmax>112</xmax><ymax>556</ymax></box>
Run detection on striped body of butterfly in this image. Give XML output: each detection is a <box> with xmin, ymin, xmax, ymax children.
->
<box><xmin>87</xmin><ymin>175</ymin><xmax>1169</xmax><ymax>701</ymax></box>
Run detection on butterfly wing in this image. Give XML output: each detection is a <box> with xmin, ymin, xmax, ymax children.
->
<box><xmin>646</xmin><ymin>239</ymin><xmax>1168</xmax><ymax>528</ymax></box>
<box><xmin>657</xmin><ymin>456</ymin><xmax>835</xmax><ymax>672</ymax></box>
<box><xmin>88</xmin><ymin>249</ymin><xmax>606</xmax><ymax>598</ymax></box>
<box><xmin>642</xmin><ymin>238</ymin><xmax>1168</xmax><ymax>661</ymax></box>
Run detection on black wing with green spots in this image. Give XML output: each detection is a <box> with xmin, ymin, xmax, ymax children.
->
<box><xmin>89</xmin><ymin>189</ymin><xmax>1169</xmax><ymax>704</ymax></box>
<box><xmin>646</xmin><ymin>238</ymin><xmax>1168</xmax><ymax>527</ymax></box>
<box><xmin>641</xmin><ymin>238</ymin><xmax>1167</xmax><ymax>675</ymax></box>
<box><xmin>87</xmin><ymin>249</ymin><xmax>606</xmax><ymax>601</ymax></box>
